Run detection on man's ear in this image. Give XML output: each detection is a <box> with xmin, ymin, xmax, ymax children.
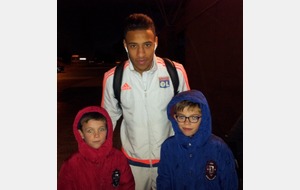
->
<box><xmin>154</xmin><ymin>36</ymin><xmax>158</xmax><ymax>50</ymax></box>
<box><xmin>123</xmin><ymin>40</ymin><xmax>128</xmax><ymax>53</ymax></box>
<box><xmin>78</xmin><ymin>130</ymin><xmax>84</xmax><ymax>139</ymax></box>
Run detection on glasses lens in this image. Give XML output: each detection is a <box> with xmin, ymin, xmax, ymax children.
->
<box><xmin>177</xmin><ymin>115</ymin><xmax>186</xmax><ymax>122</ymax></box>
<box><xmin>190</xmin><ymin>116</ymin><xmax>199</xmax><ymax>122</ymax></box>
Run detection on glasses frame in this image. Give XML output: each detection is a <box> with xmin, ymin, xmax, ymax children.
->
<box><xmin>175</xmin><ymin>115</ymin><xmax>202</xmax><ymax>123</ymax></box>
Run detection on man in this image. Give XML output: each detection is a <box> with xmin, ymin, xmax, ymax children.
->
<box><xmin>101</xmin><ymin>13</ymin><xmax>190</xmax><ymax>190</ymax></box>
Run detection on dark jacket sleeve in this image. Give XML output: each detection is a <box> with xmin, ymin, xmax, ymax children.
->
<box><xmin>157</xmin><ymin>140</ymin><xmax>172</xmax><ymax>189</ymax></box>
<box><xmin>219</xmin><ymin>141</ymin><xmax>239</xmax><ymax>190</ymax></box>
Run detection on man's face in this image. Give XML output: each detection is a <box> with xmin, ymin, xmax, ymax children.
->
<box><xmin>124</xmin><ymin>29</ymin><xmax>157</xmax><ymax>75</ymax></box>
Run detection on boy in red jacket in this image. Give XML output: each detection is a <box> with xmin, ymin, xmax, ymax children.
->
<box><xmin>58</xmin><ymin>106</ymin><xmax>135</xmax><ymax>190</ymax></box>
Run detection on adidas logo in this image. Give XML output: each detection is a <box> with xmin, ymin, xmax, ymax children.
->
<box><xmin>121</xmin><ymin>83</ymin><xmax>131</xmax><ymax>91</ymax></box>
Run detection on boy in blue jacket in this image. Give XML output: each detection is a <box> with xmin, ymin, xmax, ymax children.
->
<box><xmin>157</xmin><ymin>90</ymin><xmax>238</xmax><ymax>190</ymax></box>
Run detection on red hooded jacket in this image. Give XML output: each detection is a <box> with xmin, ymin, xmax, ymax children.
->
<box><xmin>58</xmin><ymin>106</ymin><xmax>135</xmax><ymax>190</ymax></box>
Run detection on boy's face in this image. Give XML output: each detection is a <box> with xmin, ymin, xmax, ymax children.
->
<box><xmin>78</xmin><ymin>119</ymin><xmax>107</xmax><ymax>149</ymax></box>
<box><xmin>174</xmin><ymin>107</ymin><xmax>202</xmax><ymax>137</ymax></box>
<box><xmin>123</xmin><ymin>29</ymin><xmax>158</xmax><ymax>75</ymax></box>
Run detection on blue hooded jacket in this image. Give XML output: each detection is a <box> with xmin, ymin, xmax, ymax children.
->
<box><xmin>157</xmin><ymin>90</ymin><xmax>238</xmax><ymax>190</ymax></box>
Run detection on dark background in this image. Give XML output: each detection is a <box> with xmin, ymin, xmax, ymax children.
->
<box><xmin>58</xmin><ymin>0</ymin><xmax>171</xmax><ymax>63</ymax></box>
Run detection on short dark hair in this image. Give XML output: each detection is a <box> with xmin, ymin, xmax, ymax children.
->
<box><xmin>78</xmin><ymin>112</ymin><xmax>106</xmax><ymax>130</ymax></box>
<box><xmin>174</xmin><ymin>100</ymin><xmax>201</xmax><ymax>113</ymax></box>
<box><xmin>123</xmin><ymin>13</ymin><xmax>156</xmax><ymax>37</ymax></box>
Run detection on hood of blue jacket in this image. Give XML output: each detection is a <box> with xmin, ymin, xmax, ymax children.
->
<box><xmin>167</xmin><ymin>90</ymin><xmax>212</xmax><ymax>146</ymax></box>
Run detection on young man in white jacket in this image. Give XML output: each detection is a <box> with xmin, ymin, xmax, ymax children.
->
<box><xmin>101</xmin><ymin>13</ymin><xmax>190</xmax><ymax>190</ymax></box>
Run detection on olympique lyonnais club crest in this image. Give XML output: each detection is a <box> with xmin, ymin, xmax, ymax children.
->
<box><xmin>159</xmin><ymin>77</ymin><xmax>171</xmax><ymax>88</ymax></box>
<box><xmin>205</xmin><ymin>160</ymin><xmax>217</xmax><ymax>180</ymax></box>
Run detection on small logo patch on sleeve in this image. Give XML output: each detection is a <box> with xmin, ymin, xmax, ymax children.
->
<box><xmin>205</xmin><ymin>160</ymin><xmax>217</xmax><ymax>180</ymax></box>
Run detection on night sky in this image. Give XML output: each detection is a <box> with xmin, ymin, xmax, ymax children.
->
<box><xmin>57</xmin><ymin>0</ymin><xmax>174</xmax><ymax>62</ymax></box>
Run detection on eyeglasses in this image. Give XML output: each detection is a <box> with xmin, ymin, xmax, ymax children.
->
<box><xmin>175</xmin><ymin>115</ymin><xmax>202</xmax><ymax>123</ymax></box>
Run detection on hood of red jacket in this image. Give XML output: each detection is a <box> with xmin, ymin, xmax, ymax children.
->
<box><xmin>73</xmin><ymin>106</ymin><xmax>113</xmax><ymax>163</ymax></box>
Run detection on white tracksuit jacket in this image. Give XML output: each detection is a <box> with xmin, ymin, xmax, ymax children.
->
<box><xmin>101</xmin><ymin>56</ymin><xmax>190</xmax><ymax>167</ymax></box>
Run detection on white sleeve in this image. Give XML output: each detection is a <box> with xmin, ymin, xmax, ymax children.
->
<box><xmin>101</xmin><ymin>69</ymin><xmax>123</xmax><ymax>130</ymax></box>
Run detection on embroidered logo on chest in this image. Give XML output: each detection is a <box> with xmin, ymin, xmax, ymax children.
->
<box><xmin>121</xmin><ymin>83</ymin><xmax>131</xmax><ymax>91</ymax></box>
<box><xmin>159</xmin><ymin>76</ymin><xmax>171</xmax><ymax>88</ymax></box>
<box><xmin>112</xmin><ymin>169</ymin><xmax>120</xmax><ymax>187</ymax></box>
<box><xmin>205</xmin><ymin>160</ymin><xmax>217</xmax><ymax>180</ymax></box>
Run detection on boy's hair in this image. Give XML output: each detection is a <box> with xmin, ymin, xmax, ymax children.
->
<box><xmin>174</xmin><ymin>100</ymin><xmax>201</xmax><ymax>113</ymax></box>
<box><xmin>123</xmin><ymin>13</ymin><xmax>156</xmax><ymax>37</ymax></box>
<box><xmin>78</xmin><ymin>112</ymin><xmax>107</xmax><ymax>130</ymax></box>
